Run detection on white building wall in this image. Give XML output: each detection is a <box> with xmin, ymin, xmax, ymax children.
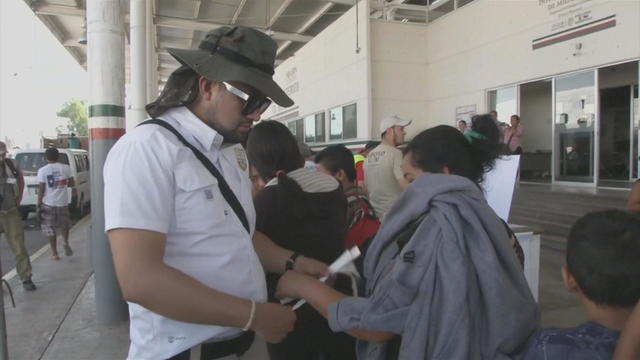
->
<box><xmin>367</xmin><ymin>0</ymin><xmax>639</xmax><ymax>135</ymax></box>
<box><xmin>420</xmin><ymin>0</ymin><xmax>640</xmax><ymax>130</ymax></box>
<box><xmin>266</xmin><ymin>0</ymin><xmax>371</xmax><ymax>143</ymax></box>
<box><xmin>270</xmin><ymin>0</ymin><xmax>639</xmax><ymax>144</ymax></box>
<box><xmin>369</xmin><ymin>21</ymin><xmax>429</xmax><ymax>139</ymax></box>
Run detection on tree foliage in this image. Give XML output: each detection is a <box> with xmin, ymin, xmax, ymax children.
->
<box><xmin>57</xmin><ymin>99</ymin><xmax>88</xmax><ymax>136</ymax></box>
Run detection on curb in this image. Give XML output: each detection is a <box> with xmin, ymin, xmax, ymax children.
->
<box><xmin>2</xmin><ymin>215</ymin><xmax>91</xmax><ymax>282</ymax></box>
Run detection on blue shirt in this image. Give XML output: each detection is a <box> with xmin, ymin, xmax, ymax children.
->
<box><xmin>523</xmin><ymin>322</ymin><xmax>619</xmax><ymax>360</ymax></box>
<box><xmin>68</xmin><ymin>137</ymin><xmax>79</xmax><ymax>149</ymax></box>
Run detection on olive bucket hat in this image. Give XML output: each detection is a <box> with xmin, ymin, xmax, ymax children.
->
<box><xmin>146</xmin><ymin>26</ymin><xmax>293</xmax><ymax>117</ymax></box>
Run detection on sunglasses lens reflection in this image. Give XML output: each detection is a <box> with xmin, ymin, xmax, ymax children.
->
<box><xmin>243</xmin><ymin>98</ymin><xmax>271</xmax><ymax>115</ymax></box>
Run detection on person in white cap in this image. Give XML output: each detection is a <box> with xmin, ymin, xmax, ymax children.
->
<box><xmin>364</xmin><ymin>115</ymin><xmax>411</xmax><ymax>221</ymax></box>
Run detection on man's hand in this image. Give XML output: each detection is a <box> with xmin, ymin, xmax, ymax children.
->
<box><xmin>293</xmin><ymin>256</ymin><xmax>329</xmax><ymax>278</ymax></box>
<box><xmin>251</xmin><ymin>302</ymin><xmax>296</xmax><ymax>343</ymax></box>
<box><xmin>15</xmin><ymin>195</ymin><xmax>22</xmax><ymax>206</ymax></box>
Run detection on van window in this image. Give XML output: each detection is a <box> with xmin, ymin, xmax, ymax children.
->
<box><xmin>15</xmin><ymin>153</ymin><xmax>69</xmax><ymax>176</ymax></box>
<box><xmin>75</xmin><ymin>155</ymin><xmax>84</xmax><ymax>172</ymax></box>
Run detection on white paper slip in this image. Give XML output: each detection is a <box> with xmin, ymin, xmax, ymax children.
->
<box><xmin>280</xmin><ymin>247</ymin><xmax>361</xmax><ymax>311</ymax></box>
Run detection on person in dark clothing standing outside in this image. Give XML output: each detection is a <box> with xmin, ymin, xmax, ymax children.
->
<box><xmin>0</xmin><ymin>141</ymin><xmax>35</xmax><ymax>291</ymax></box>
<box><xmin>247</xmin><ymin>121</ymin><xmax>355</xmax><ymax>360</ymax></box>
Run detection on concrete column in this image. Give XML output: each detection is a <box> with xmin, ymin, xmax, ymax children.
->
<box><xmin>130</xmin><ymin>0</ymin><xmax>147</xmax><ymax>125</ymax></box>
<box><xmin>146</xmin><ymin>1</ymin><xmax>158</xmax><ymax>102</ymax></box>
<box><xmin>87</xmin><ymin>0</ymin><xmax>129</xmax><ymax>323</ymax></box>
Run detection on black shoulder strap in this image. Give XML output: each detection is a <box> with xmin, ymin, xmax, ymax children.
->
<box><xmin>4</xmin><ymin>159</ymin><xmax>18</xmax><ymax>178</ymax></box>
<box><xmin>139</xmin><ymin>119</ymin><xmax>250</xmax><ymax>234</ymax></box>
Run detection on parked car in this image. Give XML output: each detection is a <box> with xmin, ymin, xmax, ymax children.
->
<box><xmin>13</xmin><ymin>149</ymin><xmax>90</xmax><ymax>219</ymax></box>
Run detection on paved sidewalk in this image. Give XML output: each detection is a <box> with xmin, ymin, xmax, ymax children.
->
<box><xmin>2</xmin><ymin>216</ymin><xmax>129</xmax><ymax>360</ymax></box>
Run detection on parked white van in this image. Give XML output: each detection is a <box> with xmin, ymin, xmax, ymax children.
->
<box><xmin>13</xmin><ymin>149</ymin><xmax>90</xmax><ymax>219</ymax></box>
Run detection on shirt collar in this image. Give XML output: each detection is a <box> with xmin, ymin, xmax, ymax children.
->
<box><xmin>162</xmin><ymin>107</ymin><xmax>224</xmax><ymax>151</ymax></box>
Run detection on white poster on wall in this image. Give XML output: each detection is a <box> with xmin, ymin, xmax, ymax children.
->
<box><xmin>482</xmin><ymin>155</ymin><xmax>521</xmax><ymax>222</ymax></box>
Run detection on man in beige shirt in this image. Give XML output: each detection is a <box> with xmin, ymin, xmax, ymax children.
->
<box><xmin>364</xmin><ymin>115</ymin><xmax>411</xmax><ymax>221</ymax></box>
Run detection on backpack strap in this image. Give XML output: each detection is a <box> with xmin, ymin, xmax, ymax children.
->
<box><xmin>358</xmin><ymin>197</ymin><xmax>377</xmax><ymax>218</ymax></box>
<box><xmin>4</xmin><ymin>159</ymin><xmax>18</xmax><ymax>178</ymax></box>
<box><xmin>139</xmin><ymin>119</ymin><xmax>251</xmax><ymax>234</ymax></box>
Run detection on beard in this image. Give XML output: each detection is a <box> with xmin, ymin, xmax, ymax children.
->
<box><xmin>211</xmin><ymin>120</ymin><xmax>252</xmax><ymax>144</ymax></box>
<box><xmin>203</xmin><ymin>107</ymin><xmax>250</xmax><ymax>144</ymax></box>
<box><xmin>197</xmin><ymin>93</ymin><xmax>253</xmax><ymax>144</ymax></box>
<box><xmin>215</xmin><ymin>126</ymin><xmax>244</xmax><ymax>144</ymax></box>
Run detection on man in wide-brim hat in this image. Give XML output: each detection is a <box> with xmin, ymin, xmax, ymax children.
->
<box><xmin>146</xmin><ymin>25</ymin><xmax>293</xmax><ymax>143</ymax></box>
<box><xmin>104</xmin><ymin>26</ymin><xmax>328</xmax><ymax>360</ymax></box>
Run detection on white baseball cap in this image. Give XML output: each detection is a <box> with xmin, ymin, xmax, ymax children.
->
<box><xmin>379</xmin><ymin>115</ymin><xmax>412</xmax><ymax>133</ymax></box>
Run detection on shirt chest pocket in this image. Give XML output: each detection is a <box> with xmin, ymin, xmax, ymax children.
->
<box><xmin>174</xmin><ymin>161</ymin><xmax>227</xmax><ymax>229</ymax></box>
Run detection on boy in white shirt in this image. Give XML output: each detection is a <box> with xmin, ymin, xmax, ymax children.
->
<box><xmin>37</xmin><ymin>148</ymin><xmax>74</xmax><ymax>260</ymax></box>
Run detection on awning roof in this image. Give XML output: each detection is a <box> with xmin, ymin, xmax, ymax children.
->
<box><xmin>25</xmin><ymin>0</ymin><xmax>354</xmax><ymax>86</ymax></box>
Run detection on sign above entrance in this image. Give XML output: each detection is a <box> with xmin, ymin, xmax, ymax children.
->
<box><xmin>533</xmin><ymin>0</ymin><xmax>616</xmax><ymax>50</ymax></box>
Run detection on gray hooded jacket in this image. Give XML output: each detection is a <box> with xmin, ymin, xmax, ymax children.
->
<box><xmin>328</xmin><ymin>174</ymin><xmax>539</xmax><ymax>359</ymax></box>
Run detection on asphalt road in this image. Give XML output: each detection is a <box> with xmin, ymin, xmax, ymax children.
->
<box><xmin>0</xmin><ymin>211</ymin><xmax>85</xmax><ymax>276</ymax></box>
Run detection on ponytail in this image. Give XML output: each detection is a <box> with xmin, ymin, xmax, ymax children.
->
<box><xmin>246</xmin><ymin>120</ymin><xmax>307</xmax><ymax>216</ymax></box>
<box><xmin>468</xmin><ymin>114</ymin><xmax>502</xmax><ymax>184</ymax></box>
<box><xmin>405</xmin><ymin>117</ymin><xmax>502</xmax><ymax>186</ymax></box>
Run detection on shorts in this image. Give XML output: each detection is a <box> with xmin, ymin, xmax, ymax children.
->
<box><xmin>41</xmin><ymin>205</ymin><xmax>70</xmax><ymax>236</ymax></box>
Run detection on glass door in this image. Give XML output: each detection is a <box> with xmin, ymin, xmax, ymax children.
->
<box><xmin>598</xmin><ymin>61</ymin><xmax>639</xmax><ymax>184</ymax></box>
<box><xmin>599</xmin><ymin>85</ymin><xmax>632</xmax><ymax>181</ymax></box>
<box><xmin>554</xmin><ymin>71</ymin><xmax>596</xmax><ymax>183</ymax></box>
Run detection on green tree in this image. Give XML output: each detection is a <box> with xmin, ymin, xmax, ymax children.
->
<box><xmin>57</xmin><ymin>99</ymin><xmax>88</xmax><ymax>136</ymax></box>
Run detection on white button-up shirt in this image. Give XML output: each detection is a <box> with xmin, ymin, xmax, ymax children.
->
<box><xmin>104</xmin><ymin>106</ymin><xmax>267</xmax><ymax>360</ymax></box>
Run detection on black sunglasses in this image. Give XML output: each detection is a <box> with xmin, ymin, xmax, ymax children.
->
<box><xmin>223</xmin><ymin>82</ymin><xmax>272</xmax><ymax>115</ymax></box>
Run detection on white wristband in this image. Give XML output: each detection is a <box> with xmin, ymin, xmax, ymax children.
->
<box><xmin>242</xmin><ymin>300</ymin><xmax>256</xmax><ymax>331</ymax></box>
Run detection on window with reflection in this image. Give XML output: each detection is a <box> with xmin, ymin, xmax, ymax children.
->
<box><xmin>329</xmin><ymin>104</ymin><xmax>357</xmax><ymax>141</ymax></box>
<box><xmin>329</xmin><ymin>107</ymin><xmax>343</xmax><ymax>140</ymax></box>
<box><xmin>554</xmin><ymin>71</ymin><xmax>595</xmax><ymax>181</ymax></box>
<box><xmin>304</xmin><ymin>113</ymin><xmax>325</xmax><ymax>143</ymax></box>
<box><xmin>288</xmin><ymin>119</ymin><xmax>304</xmax><ymax>143</ymax></box>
